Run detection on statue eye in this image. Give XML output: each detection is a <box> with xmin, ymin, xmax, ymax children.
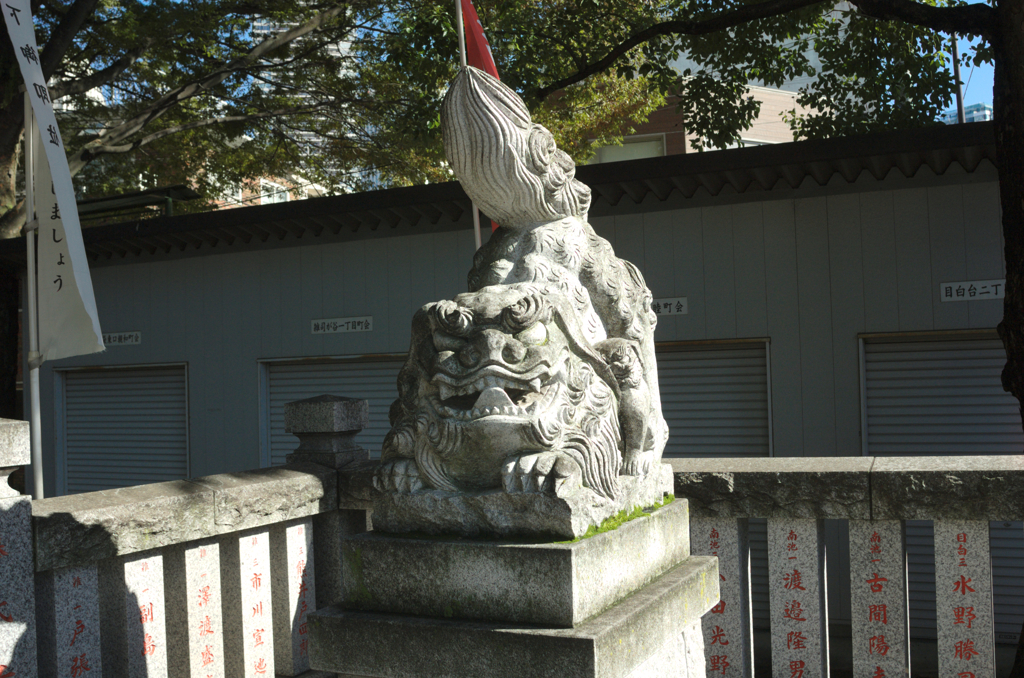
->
<box><xmin>432</xmin><ymin>300</ymin><xmax>473</xmax><ymax>336</ymax></box>
<box><xmin>501</xmin><ymin>293</ymin><xmax>550</xmax><ymax>332</ymax></box>
<box><xmin>516</xmin><ymin>322</ymin><xmax>547</xmax><ymax>346</ymax></box>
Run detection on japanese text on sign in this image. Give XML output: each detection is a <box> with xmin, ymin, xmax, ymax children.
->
<box><xmin>651</xmin><ymin>297</ymin><xmax>688</xmax><ymax>316</ymax></box>
<box><xmin>940</xmin><ymin>279</ymin><xmax>1005</xmax><ymax>303</ymax></box>
<box><xmin>102</xmin><ymin>331</ymin><xmax>141</xmax><ymax>345</ymax></box>
<box><xmin>311</xmin><ymin>316</ymin><xmax>373</xmax><ymax>334</ymax></box>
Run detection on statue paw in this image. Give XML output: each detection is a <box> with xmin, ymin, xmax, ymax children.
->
<box><xmin>373</xmin><ymin>459</ymin><xmax>426</xmax><ymax>494</ymax></box>
<box><xmin>502</xmin><ymin>452</ymin><xmax>582</xmax><ymax>497</ymax></box>
<box><xmin>621</xmin><ymin>450</ymin><xmax>654</xmax><ymax>477</ymax></box>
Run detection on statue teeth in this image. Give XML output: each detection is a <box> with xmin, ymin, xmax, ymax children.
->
<box><xmin>471</xmin><ymin>408</ymin><xmax>482</xmax><ymax>418</ymax></box>
<box><xmin>438</xmin><ymin>384</ymin><xmax>454</xmax><ymax>401</ymax></box>
<box><xmin>529</xmin><ymin>378</ymin><xmax>541</xmax><ymax>392</ymax></box>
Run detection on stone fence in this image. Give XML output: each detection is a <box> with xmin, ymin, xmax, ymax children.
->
<box><xmin>0</xmin><ymin>396</ymin><xmax>378</xmax><ymax>678</ymax></box>
<box><xmin>0</xmin><ymin>399</ymin><xmax>1022</xmax><ymax>678</ymax></box>
<box><xmin>674</xmin><ymin>456</ymin><xmax>1024</xmax><ymax>678</ymax></box>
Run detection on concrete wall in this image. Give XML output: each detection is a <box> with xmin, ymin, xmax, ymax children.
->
<box><xmin>35</xmin><ymin>163</ymin><xmax>1005</xmax><ymax>496</ymax></box>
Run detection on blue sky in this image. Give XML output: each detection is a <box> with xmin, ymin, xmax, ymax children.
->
<box><xmin>957</xmin><ymin>40</ymin><xmax>994</xmax><ymax>108</ymax></box>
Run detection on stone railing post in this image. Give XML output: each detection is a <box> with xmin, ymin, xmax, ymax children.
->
<box><xmin>98</xmin><ymin>550</ymin><xmax>169</xmax><ymax>677</ymax></box>
<box><xmin>691</xmin><ymin>517</ymin><xmax>753</xmax><ymax>678</ymax></box>
<box><xmin>166</xmin><ymin>538</ymin><xmax>224</xmax><ymax>677</ymax></box>
<box><xmin>768</xmin><ymin>518</ymin><xmax>828</xmax><ymax>678</ymax></box>
<box><xmin>0</xmin><ymin>419</ymin><xmax>36</xmax><ymax>678</ymax></box>
<box><xmin>849</xmin><ymin>520</ymin><xmax>909</xmax><ymax>678</ymax></box>
<box><xmin>934</xmin><ymin>520</ymin><xmax>995</xmax><ymax>678</ymax></box>
<box><xmin>222</xmin><ymin>528</ymin><xmax>274</xmax><ymax>678</ymax></box>
<box><xmin>284</xmin><ymin>395</ymin><xmax>370</xmax><ymax>609</ymax></box>
<box><xmin>270</xmin><ymin>518</ymin><xmax>314</xmax><ymax>676</ymax></box>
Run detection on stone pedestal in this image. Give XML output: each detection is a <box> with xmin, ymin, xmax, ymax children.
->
<box><xmin>308</xmin><ymin>498</ymin><xmax>719</xmax><ymax>677</ymax></box>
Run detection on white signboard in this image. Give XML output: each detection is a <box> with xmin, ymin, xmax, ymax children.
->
<box><xmin>940</xmin><ymin>279</ymin><xmax>1005</xmax><ymax>302</ymax></box>
<box><xmin>311</xmin><ymin>316</ymin><xmax>373</xmax><ymax>334</ymax></box>
<box><xmin>652</xmin><ymin>297</ymin><xmax>688</xmax><ymax>316</ymax></box>
<box><xmin>102</xmin><ymin>331</ymin><xmax>141</xmax><ymax>346</ymax></box>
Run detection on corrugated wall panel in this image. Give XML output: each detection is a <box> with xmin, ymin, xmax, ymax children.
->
<box><xmin>267</xmin><ymin>359</ymin><xmax>404</xmax><ymax>466</ymax></box>
<box><xmin>865</xmin><ymin>338</ymin><xmax>1024</xmax><ymax>642</ymax></box>
<box><xmin>63</xmin><ymin>367</ymin><xmax>188</xmax><ymax>494</ymax></box>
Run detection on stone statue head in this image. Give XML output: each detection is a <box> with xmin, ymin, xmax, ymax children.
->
<box><xmin>440</xmin><ymin>66</ymin><xmax>592</xmax><ymax>228</ymax></box>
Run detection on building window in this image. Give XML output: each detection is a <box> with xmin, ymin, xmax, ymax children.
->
<box><xmin>261</xmin><ymin>180</ymin><xmax>289</xmax><ymax>204</ymax></box>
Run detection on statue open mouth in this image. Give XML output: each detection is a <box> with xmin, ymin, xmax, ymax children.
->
<box><xmin>431</xmin><ymin>362</ymin><xmax>564</xmax><ymax>420</ymax></box>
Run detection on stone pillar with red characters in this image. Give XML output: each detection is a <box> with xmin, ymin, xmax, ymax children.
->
<box><xmin>934</xmin><ymin>521</ymin><xmax>995</xmax><ymax>678</ymax></box>
<box><xmin>36</xmin><ymin>564</ymin><xmax>103</xmax><ymax>678</ymax></box>
<box><xmin>0</xmin><ymin>419</ymin><xmax>36</xmax><ymax>678</ymax></box>
<box><xmin>690</xmin><ymin>517</ymin><xmax>752</xmax><ymax>678</ymax></box>
<box><xmin>767</xmin><ymin>519</ymin><xmax>828</xmax><ymax>678</ymax></box>
<box><xmin>271</xmin><ymin>518</ymin><xmax>315</xmax><ymax>676</ymax></box>
<box><xmin>850</xmin><ymin>521</ymin><xmax>909</xmax><ymax>678</ymax></box>
<box><xmin>98</xmin><ymin>550</ymin><xmax>168</xmax><ymax>677</ymax></box>
<box><xmin>166</xmin><ymin>539</ymin><xmax>225</xmax><ymax>677</ymax></box>
<box><xmin>222</xmin><ymin>529</ymin><xmax>275</xmax><ymax>678</ymax></box>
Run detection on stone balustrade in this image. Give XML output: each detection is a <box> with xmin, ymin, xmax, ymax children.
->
<box><xmin>0</xmin><ymin>396</ymin><xmax>375</xmax><ymax>678</ymax></box>
<box><xmin>673</xmin><ymin>456</ymin><xmax>1024</xmax><ymax>678</ymax></box>
<box><xmin>2</xmin><ymin>404</ymin><xmax>1022</xmax><ymax>678</ymax></box>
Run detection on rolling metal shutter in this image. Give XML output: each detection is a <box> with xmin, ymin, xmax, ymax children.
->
<box><xmin>657</xmin><ymin>343</ymin><xmax>771</xmax><ymax>458</ymax></box>
<box><xmin>864</xmin><ymin>336</ymin><xmax>1024</xmax><ymax>642</ymax></box>
<box><xmin>656</xmin><ymin>341</ymin><xmax>772</xmax><ymax>627</ymax></box>
<box><xmin>265</xmin><ymin>358</ymin><xmax>405</xmax><ymax>466</ymax></box>
<box><xmin>62</xmin><ymin>366</ymin><xmax>188</xmax><ymax>494</ymax></box>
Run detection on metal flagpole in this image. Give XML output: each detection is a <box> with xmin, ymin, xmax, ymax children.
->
<box><xmin>23</xmin><ymin>93</ymin><xmax>44</xmax><ymax>499</ymax></box>
<box><xmin>455</xmin><ymin>0</ymin><xmax>483</xmax><ymax>250</ymax></box>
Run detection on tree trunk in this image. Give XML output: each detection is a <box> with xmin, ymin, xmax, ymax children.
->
<box><xmin>997</xmin><ymin>2</ymin><xmax>1024</xmax><ymax>672</ymax></box>
<box><xmin>992</xmin><ymin>0</ymin><xmax>1024</xmax><ymax>445</ymax></box>
<box><xmin>0</xmin><ymin>267</ymin><xmax>18</xmax><ymax>420</ymax></box>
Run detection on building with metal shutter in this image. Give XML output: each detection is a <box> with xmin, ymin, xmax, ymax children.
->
<box><xmin>2</xmin><ymin>121</ymin><xmax>1019</xmax><ymax>642</ymax></box>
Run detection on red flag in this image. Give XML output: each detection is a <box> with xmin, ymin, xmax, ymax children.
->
<box><xmin>461</xmin><ymin>0</ymin><xmax>499</xmax><ymax>80</ymax></box>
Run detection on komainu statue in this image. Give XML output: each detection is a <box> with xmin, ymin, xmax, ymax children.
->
<box><xmin>373</xmin><ymin>66</ymin><xmax>671</xmax><ymax>538</ymax></box>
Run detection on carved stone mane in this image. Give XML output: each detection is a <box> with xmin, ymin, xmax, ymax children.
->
<box><xmin>440</xmin><ymin>66</ymin><xmax>591</xmax><ymax>228</ymax></box>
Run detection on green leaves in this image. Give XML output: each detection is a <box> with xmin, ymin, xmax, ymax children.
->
<box><xmin>16</xmin><ymin>0</ymin><xmax>994</xmax><ymax>206</ymax></box>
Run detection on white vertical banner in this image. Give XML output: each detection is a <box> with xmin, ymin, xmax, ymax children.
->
<box><xmin>4</xmin><ymin>0</ymin><xmax>104</xmax><ymax>362</ymax></box>
<box><xmin>32</xmin><ymin>127</ymin><xmax>104</xmax><ymax>361</ymax></box>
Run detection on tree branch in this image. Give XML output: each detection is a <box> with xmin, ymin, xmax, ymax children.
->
<box><xmin>67</xmin><ymin>2</ymin><xmax>350</xmax><ymax>174</ymax></box>
<box><xmin>82</xmin><ymin>105</ymin><xmax>329</xmax><ymax>158</ymax></box>
<box><xmin>847</xmin><ymin>0</ymin><xmax>994</xmax><ymax>40</ymax></box>
<box><xmin>39</xmin><ymin>0</ymin><xmax>101</xmax><ymax>80</ymax></box>
<box><xmin>533</xmin><ymin>0</ymin><xmax>827</xmax><ymax>100</ymax></box>
<box><xmin>532</xmin><ymin>0</ymin><xmax>997</xmax><ymax>101</ymax></box>
<box><xmin>50</xmin><ymin>40</ymin><xmax>152</xmax><ymax>99</ymax></box>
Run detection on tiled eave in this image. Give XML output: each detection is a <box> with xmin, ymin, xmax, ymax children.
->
<box><xmin>0</xmin><ymin>121</ymin><xmax>997</xmax><ymax>268</ymax></box>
